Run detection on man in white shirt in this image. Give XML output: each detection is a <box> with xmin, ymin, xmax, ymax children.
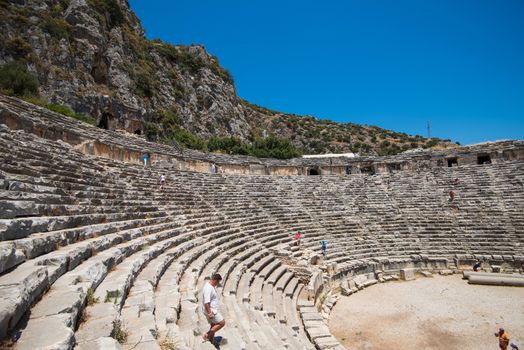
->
<box><xmin>202</xmin><ymin>273</ymin><xmax>225</xmax><ymax>346</ymax></box>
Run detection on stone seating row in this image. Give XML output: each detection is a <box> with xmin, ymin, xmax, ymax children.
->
<box><xmin>1</xmin><ymin>120</ymin><xmax>523</xmax><ymax>348</ymax></box>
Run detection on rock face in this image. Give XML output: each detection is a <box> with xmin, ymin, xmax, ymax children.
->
<box><xmin>0</xmin><ymin>0</ymin><xmax>454</xmax><ymax>155</ymax></box>
<box><xmin>0</xmin><ymin>0</ymin><xmax>251</xmax><ymax>138</ymax></box>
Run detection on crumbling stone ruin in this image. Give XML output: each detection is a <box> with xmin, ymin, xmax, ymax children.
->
<box><xmin>0</xmin><ymin>94</ymin><xmax>523</xmax><ymax>349</ymax></box>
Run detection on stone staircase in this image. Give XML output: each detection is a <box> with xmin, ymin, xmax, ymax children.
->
<box><xmin>0</xmin><ymin>103</ymin><xmax>523</xmax><ymax>349</ymax></box>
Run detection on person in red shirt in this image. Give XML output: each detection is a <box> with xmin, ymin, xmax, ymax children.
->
<box><xmin>294</xmin><ymin>232</ymin><xmax>302</xmax><ymax>247</ymax></box>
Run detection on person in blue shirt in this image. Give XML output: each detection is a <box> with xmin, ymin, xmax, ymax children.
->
<box><xmin>142</xmin><ymin>153</ymin><xmax>149</xmax><ymax>166</ymax></box>
<box><xmin>321</xmin><ymin>239</ymin><xmax>327</xmax><ymax>256</ymax></box>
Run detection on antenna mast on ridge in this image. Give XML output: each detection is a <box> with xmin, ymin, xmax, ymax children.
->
<box><xmin>427</xmin><ymin>121</ymin><xmax>431</xmax><ymax>139</ymax></box>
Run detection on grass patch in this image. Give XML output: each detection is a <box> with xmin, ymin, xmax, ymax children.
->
<box><xmin>45</xmin><ymin>103</ymin><xmax>97</xmax><ymax>125</ymax></box>
<box><xmin>40</xmin><ymin>16</ymin><xmax>71</xmax><ymax>41</ymax></box>
<box><xmin>110</xmin><ymin>319</ymin><xmax>127</xmax><ymax>344</ymax></box>
<box><xmin>86</xmin><ymin>288</ymin><xmax>99</xmax><ymax>306</ymax></box>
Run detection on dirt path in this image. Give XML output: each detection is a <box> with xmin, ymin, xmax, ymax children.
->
<box><xmin>329</xmin><ymin>274</ymin><xmax>524</xmax><ymax>350</ymax></box>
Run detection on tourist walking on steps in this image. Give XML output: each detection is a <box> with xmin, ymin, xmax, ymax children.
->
<box><xmin>321</xmin><ymin>239</ymin><xmax>327</xmax><ymax>256</ymax></box>
<box><xmin>495</xmin><ymin>328</ymin><xmax>510</xmax><ymax>350</ymax></box>
<box><xmin>160</xmin><ymin>174</ymin><xmax>166</xmax><ymax>190</ymax></box>
<box><xmin>449</xmin><ymin>190</ymin><xmax>455</xmax><ymax>201</ymax></box>
<box><xmin>210</xmin><ymin>162</ymin><xmax>217</xmax><ymax>174</ymax></box>
<box><xmin>202</xmin><ymin>274</ymin><xmax>225</xmax><ymax>348</ymax></box>
<box><xmin>142</xmin><ymin>153</ymin><xmax>149</xmax><ymax>167</ymax></box>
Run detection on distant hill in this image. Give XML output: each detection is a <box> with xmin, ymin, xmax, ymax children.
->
<box><xmin>0</xmin><ymin>0</ymin><xmax>457</xmax><ymax>157</ymax></box>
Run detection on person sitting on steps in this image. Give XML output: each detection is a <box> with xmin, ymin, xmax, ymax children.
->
<box><xmin>495</xmin><ymin>328</ymin><xmax>511</xmax><ymax>350</ymax></box>
<box><xmin>473</xmin><ymin>261</ymin><xmax>482</xmax><ymax>272</ymax></box>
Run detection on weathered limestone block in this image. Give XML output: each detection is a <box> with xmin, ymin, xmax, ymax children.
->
<box><xmin>15</xmin><ymin>234</ymin><xmax>62</xmax><ymax>259</ymax></box>
<box><xmin>0</xmin><ymin>265</ymin><xmax>49</xmax><ymax>339</ymax></box>
<box><xmin>0</xmin><ymin>242</ymin><xmax>25</xmax><ymax>273</ymax></box>
<box><xmin>76</xmin><ymin>337</ymin><xmax>123</xmax><ymax>350</ymax></box>
<box><xmin>15</xmin><ymin>313</ymin><xmax>75</xmax><ymax>350</ymax></box>
<box><xmin>29</xmin><ymin>287</ymin><xmax>86</xmax><ymax>321</ymax></box>
<box><xmin>400</xmin><ymin>268</ymin><xmax>416</xmax><ymax>281</ymax></box>
<box><xmin>0</xmin><ymin>200</ymin><xmax>41</xmax><ymax>219</ymax></box>
<box><xmin>75</xmin><ymin>303</ymin><xmax>120</xmax><ymax>344</ymax></box>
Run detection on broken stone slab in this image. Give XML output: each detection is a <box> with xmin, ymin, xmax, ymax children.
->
<box><xmin>306</xmin><ymin>325</ymin><xmax>332</xmax><ymax>340</ymax></box>
<box><xmin>0</xmin><ymin>242</ymin><xmax>25</xmax><ymax>273</ymax></box>
<box><xmin>314</xmin><ymin>335</ymin><xmax>344</xmax><ymax>349</ymax></box>
<box><xmin>75</xmin><ymin>306</ymin><xmax>120</xmax><ymax>345</ymax></box>
<box><xmin>301</xmin><ymin>313</ymin><xmax>324</xmax><ymax>322</ymax></box>
<box><xmin>491</xmin><ymin>265</ymin><xmax>502</xmax><ymax>273</ymax></box>
<box><xmin>123</xmin><ymin>310</ymin><xmax>158</xmax><ymax>345</ymax></box>
<box><xmin>15</xmin><ymin>313</ymin><xmax>75</xmax><ymax>350</ymax></box>
<box><xmin>420</xmin><ymin>271</ymin><xmax>433</xmax><ymax>277</ymax></box>
<box><xmin>0</xmin><ymin>264</ymin><xmax>49</xmax><ymax>339</ymax></box>
<box><xmin>297</xmin><ymin>299</ymin><xmax>315</xmax><ymax>308</ymax></box>
<box><xmin>303</xmin><ymin>319</ymin><xmax>325</xmax><ymax>329</ymax></box>
<box><xmin>29</xmin><ymin>286</ymin><xmax>86</xmax><ymax>323</ymax></box>
<box><xmin>439</xmin><ymin>269</ymin><xmax>453</xmax><ymax>275</ymax></box>
<box><xmin>75</xmin><ymin>337</ymin><xmax>123</xmax><ymax>350</ymax></box>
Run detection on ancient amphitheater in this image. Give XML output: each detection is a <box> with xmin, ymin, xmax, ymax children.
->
<box><xmin>0</xmin><ymin>94</ymin><xmax>523</xmax><ymax>350</ymax></box>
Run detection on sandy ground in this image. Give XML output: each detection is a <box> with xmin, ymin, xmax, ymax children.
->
<box><xmin>329</xmin><ymin>275</ymin><xmax>524</xmax><ymax>350</ymax></box>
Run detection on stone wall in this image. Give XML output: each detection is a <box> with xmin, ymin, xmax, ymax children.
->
<box><xmin>1</xmin><ymin>94</ymin><xmax>524</xmax><ymax>177</ymax></box>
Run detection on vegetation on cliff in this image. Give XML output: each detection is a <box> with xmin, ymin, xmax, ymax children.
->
<box><xmin>0</xmin><ymin>0</ymin><xmax>456</xmax><ymax>159</ymax></box>
<box><xmin>144</xmin><ymin>109</ymin><xmax>301</xmax><ymax>158</ymax></box>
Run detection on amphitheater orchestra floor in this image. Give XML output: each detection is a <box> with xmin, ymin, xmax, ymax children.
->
<box><xmin>329</xmin><ymin>274</ymin><xmax>524</xmax><ymax>350</ymax></box>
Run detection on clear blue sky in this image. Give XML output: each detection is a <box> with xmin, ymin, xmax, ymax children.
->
<box><xmin>129</xmin><ymin>0</ymin><xmax>523</xmax><ymax>145</ymax></box>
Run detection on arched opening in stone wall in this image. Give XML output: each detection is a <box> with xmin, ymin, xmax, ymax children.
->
<box><xmin>477</xmin><ymin>153</ymin><xmax>491</xmax><ymax>164</ymax></box>
<box><xmin>447</xmin><ymin>157</ymin><xmax>458</xmax><ymax>167</ymax></box>
<box><xmin>97</xmin><ymin>112</ymin><xmax>111</xmax><ymax>130</ymax></box>
<box><xmin>387</xmin><ymin>163</ymin><xmax>401</xmax><ymax>172</ymax></box>
<box><xmin>308</xmin><ymin>168</ymin><xmax>320</xmax><ymax>176</ymax></box>
<box><xmin>134</xmin><ymin>129</ymin><xmax>142</xmax><ymax>136</ymax></box>
<box><xmin>345</xmin><ymin>166</ymin><xmax>352</xmax><ymax>175</ymax></box>
<box><xmin>360</xmin><ymin>165</ymin><xmax>374</xmax><ymax>175</ymax></box>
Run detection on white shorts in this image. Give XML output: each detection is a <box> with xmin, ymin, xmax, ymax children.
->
<box><xmin>206</xmin><ymin>311</ymin><xmax>224</xmax><ymax>324</ymax></box>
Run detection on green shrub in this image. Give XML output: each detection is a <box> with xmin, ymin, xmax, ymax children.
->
<box><xmin>251</xmin><ymin>136</ymin><xmax>302</xmax><ymax>159</ymax></box>
<box><xmin>40</xmin><ymin>16</ymin><xmax>71</xmax><ymax>40</ymax></box>
<box><xmin>209</xmin><ymin>55</ymin><xmax>234</xmax><ymax>84</ymax></box>
<box><xmin>207</xmin><ymin>136</ymin><xmax>250</xmax><ymax>155</ymax></box>
<box><xmin>169</xmin><ymin>128</ymin><xmax>207</xmax><ymax>151</ymax></box>
<box><xmin>86</xmin><ymin>288</ymin><xmax>99</xmax><ymax>306</ymax></box>
<box><xmin>111</xmin><ymin>319</ymin><xmax>127</xmax><ymax>344</ymax></box>
<box><xmin>88</xmin><ymin>0</ymin><xmax>125</xmax><ymax>28</ymax></box>
<box><xmin>156</xmin><ymin>43</ymin><xmax>203</xmax><ymax>75</ymax></box>
<box><xmin>46</xmin><ymin>103</ymin><xmax>96</xmax><ymax>125</ymax></box>
<box><xmin>5</xmin><ymin>36</ymin><xmax>32</xmax><ymax>58</ymax></box>
<box><xmin>0</xmin><ymin>61</ymin><xmax>39</xmax><ymax>97</ymax></box>
<box><xmin>134</xmin><ymin>71</ymin><xmax>154</xmax><ymax>98</ymax></box>
<box><xmin>144</xmin><ymin>122</ymin><xmax>160</xmax><ymax>141</ymax></box>
<box><xmin>153</xmin><ymin>109</ymin><xmax>182</xmax><ymax>127</ymax></box>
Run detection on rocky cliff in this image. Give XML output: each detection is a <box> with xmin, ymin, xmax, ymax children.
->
<box><xmin>0</xmin><ymin>0</ymin><xmax>455</xmax><ymax>155</ymax></box>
